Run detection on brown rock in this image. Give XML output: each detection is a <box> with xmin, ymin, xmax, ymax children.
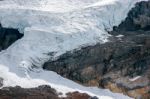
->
<box><xmin>65</xmin><ymin>92</ymin><xmax>91</xmax><ymax>99</ymax></box>
<box><xmin>0</xmin><ymin>85</ymin><xmax>96</xmax><ymax>99</ymax></box>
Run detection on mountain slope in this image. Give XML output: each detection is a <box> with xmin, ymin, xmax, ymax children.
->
<box><xmin>44</xmin><ymin>1</ymin><xmax>150</xmax><ymax>98</ymax></box>
<box><xmin>0</xmin><ymin>0</ymin><xmax>148</xmax><ymax>99</ymax></box>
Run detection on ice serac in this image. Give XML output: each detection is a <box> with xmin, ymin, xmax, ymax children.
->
<box><xmin>0</xmin><ymin>0</ymin><xmax>147</xmax><ymax>70</ymax></box>
<box><xmin>0</xmin><ymin>0</ymin><xmax>147</xmax><ymax>99</ymax></box>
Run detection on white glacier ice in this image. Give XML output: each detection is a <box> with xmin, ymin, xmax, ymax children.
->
<box><xmin>0</xmin><ymin>0</ymin><xmax>148</xmax><ymax>99</ymax></box>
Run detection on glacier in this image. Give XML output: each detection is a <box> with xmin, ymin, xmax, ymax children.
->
<box><xmin>0</xmin><ymin>0</ymin><xmax>148</xmax><ymax>99</ymax></box>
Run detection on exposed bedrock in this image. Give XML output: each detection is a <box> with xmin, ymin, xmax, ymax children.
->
<box><xmin>111</xmin><ymin>1</ymin><xmax>150</xmax><ymax>35</ymax></box>
<box><xmin>44</xmin><ymin>35</ymin><xmax>150</xmax><ymax>99</ymax></box>
<box><xmin>0</xmin><ymin>24</ymin><xmax>23</xmax><ymax>51</ymax></box>
<box><xmin>43</xmin><ymin>1</ymin><xmax>150</xmax><ymax>99</ymax></box>
<box><xmin>0</xmin><ymin>85</ymin><xmax>97</xmax><ymax>99</ymax></box>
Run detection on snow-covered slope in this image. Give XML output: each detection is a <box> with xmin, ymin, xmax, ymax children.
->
<box><xmin>0</xmin><ymin>0</ymin><xmax>148</xmax><ymax>99</ymax></box>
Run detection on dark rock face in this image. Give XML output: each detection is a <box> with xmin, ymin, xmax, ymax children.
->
<box><xmin>0</xmin><ymin>77</ymin><xmax>3</xmax><ymax>87</ymax></box>
<box><xmin>0</xmin><ymin>85</ymin><xmax>96</xmax><ymax>99</ymax></box>
<box><xmin>0</xmin><ymin>24</ymin><xmax>23</xmax><ymax>51</ymax></box>
<box><xmin>112</xmin><ymin>1</ymin><xmax>150</xmax><ymax>35</ymax></box>
<box><xmin>44</xmin><ymin>35</ymin><xmax>150</xmax><ymax>99</ymax></box>
<box><xmin>44</xmin><ymin>35</ymin><xmax>150</xmax><ymax>78</ymax></box>
<box><xmin>43</xmin><ymin>1</ymin><xmax>150</xmax><ymax>99</ymax></box>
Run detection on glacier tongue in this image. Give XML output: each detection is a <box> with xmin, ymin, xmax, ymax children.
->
<box><xmin>0</xmin><ymin>0</ymin><xmax>147</xmax><ymax>99</ymax></box>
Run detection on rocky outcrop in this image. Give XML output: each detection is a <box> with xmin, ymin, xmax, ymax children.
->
<box><xmin>0</xmin><ymin>85</ymin><xmax>97</xmax><ymax>99</ymax></box>
<box><xmin>0</xmin><ymin>24</ymin><xmax>23</xmax><ymax>51</ymax></box>
<box><xmin>0</xmin><ymin>85</ymin><xmax>59</xmax><ymax>99</ymax></box>
<box><xmin>44</xmin><ymin>34</ymin><xmax>150</xmax><ymax>99</ymax></box>
<box><xmin>112</xmin><ymin>1</ymin><xmax>150</xmax><ymax>35</ymax></box>
<box><xmin>43</xmin><ymin>1</ymin><xmax>150</xmax><ymax>99</ymax></box>
<box><xmin>65</xmin><ymin>92</ymin><xmax>97</xmax><ymax>99</ymax></box>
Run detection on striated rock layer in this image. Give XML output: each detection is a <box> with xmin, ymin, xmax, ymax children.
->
<box><xmin>43</xmin><ymin>1</ymin><xmax>150</xmax><ymax>99</ymax></box>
